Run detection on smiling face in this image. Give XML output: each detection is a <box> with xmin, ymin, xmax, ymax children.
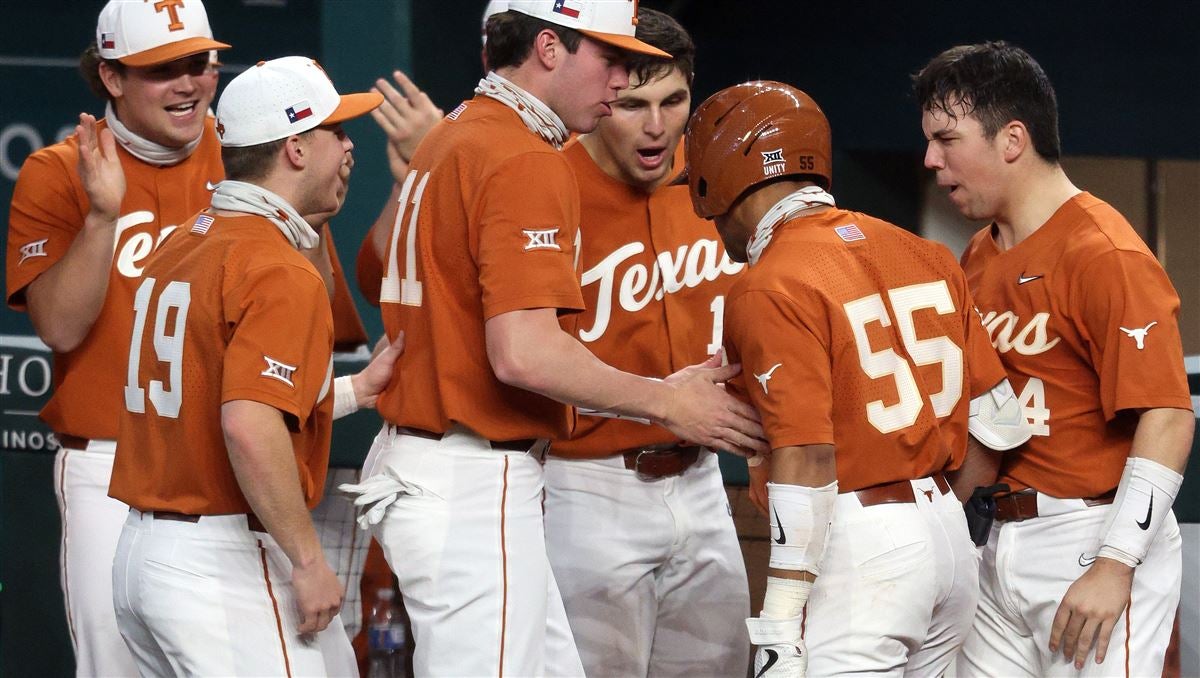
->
<box><xmin>585</xmin><ymin>65</ymin><xmax>690</xmax><ymax>192</ymax></box>
<box><xmin>921</xmin><ymin>102</ymin><xmax>1009</xmax><ymax>222</ymax></box>
<box><xmin>103</xmin><ymin>52</ymin><xmax>218</xmax><ymax>148</ymax></box>
<box><xmin>549</xmin><ymin>36</ymin><xmax>631</xmax><ymax>134</ymax></box>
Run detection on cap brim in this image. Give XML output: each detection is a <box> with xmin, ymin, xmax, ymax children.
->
<box><xmin>579</xmin><ymin>29</ymin><xmax>671</xmax><ymax>58</ymax></box>
<box><xmin>324</xmin><ymin>91</ymin><xmax>385</xmax><ymax>125</ymax></box>
<box><xmin>119</xmin><ymin>37</ymin><xmax>232</xmax><ymax>67</ymax></box>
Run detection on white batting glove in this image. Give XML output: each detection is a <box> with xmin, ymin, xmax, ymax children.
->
<box><xmin>337</xmin><ymin>469</ymin><xmax>421</xmax><ymax>529</ymax></box>
<box><xmin>746</xmin><ymin>616</ymin><xmax>807</xmax><ymax>678</ymax></box>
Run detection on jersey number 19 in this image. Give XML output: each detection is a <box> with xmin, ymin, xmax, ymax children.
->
<box><xmin>125</xmin><ymin>277</ymin><xmax>191</xmax><ymax>418</ymax></box>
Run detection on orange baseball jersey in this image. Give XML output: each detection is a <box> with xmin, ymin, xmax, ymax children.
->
<box><xmin>5</xmin><ymin>118</ymin><xmax>366</xmax><ymax>439</ymax></box>
<box><xmin>552</xmin><ymin>142</ymin><xmax>744</xmax><ymax>458</ymax></box>
<box><xmin>724</xmin><ymin>208</ymin><xmax>1007</xmax><ymax>492</ymax></box>
<box><xmin>111</xmin><ymin>212</ymin><xmax>334</xmax><ymax>514</ymax></box>
<box><xmin>961</xmin><ymin>192</ymin><xmax>1191</xmax><ymax>499</ymax></box>
<box><xmin>6</xmin><ymin>118</ymin><xmax>223</xmax><ymax>440</ymax></box>
<box><xmin>372</xmin><ymin>95</ymin><xmax>585</xmax><ymax>441</ymax></box>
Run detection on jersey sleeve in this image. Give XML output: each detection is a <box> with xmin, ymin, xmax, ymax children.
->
<box><xmin>6</xmin><ymin>146</ymin><xmax>84</xmax><ymax>309</ymax></box>
<box><xmin>474</xmin><ymin>151</ymin><xmax>585</xmax><ymax>319</ymax></box>
<box><xmin>1075</xmin><ymin>249</ymin><xmax>1191</xmax><ymax>419</ymax></box>
<box><xmin>222</xmin><ymin>260</ymin><xmax>335</xmax><ymax>426</ymax></box>
<box><xmin>725</xmin><ymin>288</ymin><xmax>834</xmax><ymax>450</ymax></box>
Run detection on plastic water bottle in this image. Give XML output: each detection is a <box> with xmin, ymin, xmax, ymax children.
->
<box><xmin>367</xmin><ymin>587</ymin><xmax>407</xmax><ymax>678</ymax></box>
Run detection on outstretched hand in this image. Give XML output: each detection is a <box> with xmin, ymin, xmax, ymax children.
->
<box><xmin>76</xmin><ymin>113</ymin><xmax>126</xmax><ymax>224</ymax></box>
<box><xmin>351</xmin><ymin>332</ymin><xmax>405</xmax><ymax>409</ymax></box>
<box><xmin>370</xmin><ymin>70</ymin><xmax>443</xmax><ymax>183</ymax></box>
<box><xmin>660</xmin><ymin>350</ymin><xmax>768</xmax><ymax>457</ymax></box>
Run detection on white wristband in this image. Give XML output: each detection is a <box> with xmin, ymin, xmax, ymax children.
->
<box><xmin>767</xmin><ymin>481</ymin><xmax>837</xmax><ymax>575</ymax></box>
<box><xmin>333</xmin><ymin>375</ymin><xmax>358</xmax><ymax>420</ymax></box>
<box><xmin>1096</xmin><ymin>457</ymin><xmax>1182</xmax><ymax>568</ymax></box>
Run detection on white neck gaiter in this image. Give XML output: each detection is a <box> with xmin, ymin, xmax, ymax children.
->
<box><xmin>475</xmin><ymin>71</ymin><xmax>569</xmax><ymax>149</ymax></box>
<box><xmin>746</xmin><ymin>186</ymin><xmax>836</xmax><ymax>266</ymax></box>
<box><xmin>105</xmin><ymin>102</ymin><xmax>202</xmax><ymax>167</ymax></box>
<box><xmin>210</xmin><ymin>180</ymin><xmax>319</xmax><ymax>250</ymax></box>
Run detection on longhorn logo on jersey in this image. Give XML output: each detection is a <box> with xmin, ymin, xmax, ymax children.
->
<box><xmin>579</xmin><ymin>237</ymin><xmax>744</xmax><ymax>341</ymax></box>
<box><xmin>523</xmin><ymin>228</ymin><xmax>561</xmax><ymax>251</ymax></box>
<box><xmin>260</xmin><ymin>356</ymin><xmax>297</xmax><ymax>387</ymax></box>
<box><xmin>755</xmin><ymin>363</ymin><xmax>783</xmax><ymax>395</ymax></box>
<box><xmin>978</xmin><ymin>310</ymin><xmax>1061</xmax><ymax>356</ymax></box>
<box><xmin>1120</xmin><ymin>321</ymin><xmax>1157</xmax><ymax>350</ymax></box>
<box><xmin>17</xmin><ymin>238</ymin><xmax>48</xmax><ymax>264</ymax></box>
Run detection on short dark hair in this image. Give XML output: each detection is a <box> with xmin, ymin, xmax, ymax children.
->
<box><xmin>484</xmin><ymin>10</ymin><xmax>583</xmax><ymax>72</ymax></box>
<box><xmin>912</xmin><ymin>41</ymin><xmax>1061</xmax><ymax>161</ymax></box>
<box><xmin>220</xmin><ymin>133</ymin><xmax>312</xmax><ymax>182</ymax></box>
<box><xmin>79</xmin><ymin>42</ymin><xmax>123</xmax><ymax>101</ymax></box>
<box><xmin>626</xmin><ymin>9</ymin><xmax>694</xmax><ymax>88</ymax></box>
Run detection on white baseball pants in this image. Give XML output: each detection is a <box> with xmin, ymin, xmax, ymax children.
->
<box><xmin>955</xmin><ymin>497</ymin><xmax>1182</xmax><ymax>677</ymax></box>
<box><xmin>53</xmin><ymin>439</ymin><xmax>139</xmax><ymax>678</ymax></box>
<box><xmin>542</xmin><ymin>451</ymin><xmax>751</xmax><ymax>677</ymax></box>
<box><xmin>805</xmin><ymin>476</ymin><xmax>979</xmax><ymax>676</ymax></box>
<box><xmin>112</xmin><ymin>509</ymin><xmax>357</xmax><ymax>677</ymax></box>
<box><xmin>362</xmin><ymin>425</ymin><xmax>584</xmax><ymax>677</ymax></box>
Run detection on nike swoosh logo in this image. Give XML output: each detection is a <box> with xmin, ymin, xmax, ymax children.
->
<box><xmin>755</xmin><ymin>649</ymin><xmax>779</xmax><ymax>678</ymax></box>
<box><xmin>1136</xmin><ymin>492</ymin><xmax>1153</xmax><ymax>530</ymax></box>
<box><xmin>772</xmin><ymin>506</ymin><xmax>787</xmax><ymax>545</ymax></box>
<box><xmin>1078</xmin><ymin>553</ymin><xmax>1096</xmax><ymax>567</ymax></box>
<box><xmin>1017</xmin><ymin>274</ymin><xmax>1043</xmax><ymax>284</ymax></box>
<box><xmin>205</xmin><ymin>181</ymin><xmax>219</xmax><ymax>191</ymax></box>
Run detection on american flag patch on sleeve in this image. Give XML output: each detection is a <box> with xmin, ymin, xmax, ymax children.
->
<box><xmin>191</xmin><ymin>214</ymin><xmax>215</xmax><ymax>235</ymax></box>
<box><xmin>835</xmin><ymin>224</ymin><xmax>865</xmax><ymax>242</ymax></box>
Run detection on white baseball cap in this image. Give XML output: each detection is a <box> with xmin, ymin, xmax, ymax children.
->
<box><xmin>507</xmin><ymin>0</ymin><xmax>670</xmax><ymax>58</ymax></box>
<box><xmin>215</xmin><ymin>57</ymin><xmax>384</xmax><ymax>148</ymax></box>
<box><xmin>96</xmin><ymin>0</ymin><xmax>230</xmax><ymax>67</ymax></box>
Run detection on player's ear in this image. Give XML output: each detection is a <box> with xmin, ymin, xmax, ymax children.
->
<box><xmin>532</xmin><ymin>29</ymin><xmax>560</xmax><ymax>69</ymax></box>
<box><xmin>98</xmin><ymin>61</ymin><xmax>124</xmax><ymax>99</ymax></box>
<box><xmin>1001</xmin><ymin>120</ymin><xmax>1029</xmax><ymax>163</ymax></box>
<box><xmin>282</xmin><ymin>134</ymin><xmax>307</xmax><ymax>169</ymax></box>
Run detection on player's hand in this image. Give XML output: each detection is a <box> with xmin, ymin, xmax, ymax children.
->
<box><xmin>747</xmin><ymin>616</ymin><xmax>807</xmax><ymax>677</ymax></box>
<box><xmin>370</xmin><ymin>70</ymin><xmax>442</xmax><ymax>183</ymax></box>
<box><xmin>352</xmin><ymin>331</ymin><xmax>405</xmax><ymax>409</ymax></box>
<box><xmin>291</xmin><ymin>557</ymin><xmax>345</xmax><ymax>635</ymax></box>
<box><xmin>76</xmin><ymin>113</ymin><xmax>126</xmax><ymax>224</ymax></box>
<box><xmin>748</xmin><ymin>453</ymin><xmax>771</xmax><ymax>516</ymax></box>
<box><xmin>661</xmin><ymin>351</ymin><xmax>768</xmax><ymax>457</ymax></box>
<box><xmin>1048</xmin><ymin>557</ymin><xmax>1134</xmax><ymax>669</ymax></box>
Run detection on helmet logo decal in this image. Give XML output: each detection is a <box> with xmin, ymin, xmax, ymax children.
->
<box><xmin>761</xmin><ymin>148</ymin><xmax>786</xmax><ymax>177</ymax></box>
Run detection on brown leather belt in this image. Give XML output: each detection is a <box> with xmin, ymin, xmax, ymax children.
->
<box><xmin>57</xmin><ymin>434</ymin><xmax>92</xmax><ymax>450</ymax></box>
<box><xmin>154</xmin><ymin>511</ymin><xmax>267</xmax><ymax>533</ymax></box>
<box><xmin>622</xmin><ymin>445</ymin><xmax>702</xmax><ymax>479</ymax></box>
<box><xmin>994</xmin><ymin>489</ymin><xmax>1116</xmax><ymax>523</ymax></box>
<box><xmin>393</xmin><ymin>426</ymin><xmax>548</xmax><ymax>454</ymax></box>
<box><xmin>853</xmin><ymin>474</ymin><xmax>951</xmax><ymax>507</ymax></box>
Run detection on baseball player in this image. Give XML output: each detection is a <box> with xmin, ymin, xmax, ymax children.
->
<box><xmin>4</xmin><ymin>2</ymin><xmax>374</xmax><ymax>672</ymax></box>
<box><xmin>683</xmin><ymin>81</ymin><xmax>1028</xmax><ymax>677</ymax></box>
<box><xmin>914</xmin><ymin>42</ymin><xmax>1194</xmax><ymax>676</ymax></box>
<box><xmin>542</xmin><ymin>10</ymin><xmax>751</xmax><ymax>676</ymax></box>
<box><xmin>108</xmin><ymin>56</ymin><xmax>385</xmax><ymax>676</ymax></box>
<box><xmin>343</xmin><ymin>2</ymin><xmax>766</xmax><ymax>675</ymax></box>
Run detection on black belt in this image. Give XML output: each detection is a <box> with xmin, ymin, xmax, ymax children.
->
<box><xmin>622</xmin><ymin>445</ymin><xmax>703</xmax><ymax>479</ymax></box>
<box><xmin>152</xmin><ymin>511</ymin><xmax>267</xmax><ymax>533</ymax></box>
<box><xmin>391</xmin><ymin>426</ymin><xmax>549</xmax><ymax>454</ymax></box>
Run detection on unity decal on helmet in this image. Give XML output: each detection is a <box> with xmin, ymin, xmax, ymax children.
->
<box><xmin>261</xmin><ymin>356</ymin><xmax>297</xmax><ymax>387</ymax></box>
<box><xmin>523</xmin><ymin>228</ymin><xmax>561</xmax><ymax>251</ymax></box>
<box><xmin>1119</xmin><ymin>321</ymin><xmax>1157</xmax><ymax>350</ymax></box>
<box><xmin>761</xmin><ymin>149</ymin><xmax>786</xmax><ymax>177</ymax></box>
<box><xmin>18</xmin><ymin>238</ymin><xmax>48</xmax><ymax>265</ymax></box>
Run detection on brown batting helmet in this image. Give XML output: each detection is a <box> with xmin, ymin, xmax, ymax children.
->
<box><xmin>683</xmin><ymin>81</ymin><xmax>832</xmax><ymax>218</ymax></box>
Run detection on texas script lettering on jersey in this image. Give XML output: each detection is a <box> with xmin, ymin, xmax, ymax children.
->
<box><xmin>578</xmin><ymin>238</ymin><xmax>744</xmax><ymax>341</ymax></box>
<box><xmin>977</xmin><ymin>309</ymin><xmax>1060</xmax><ymax>356</ymax></box>
<box><xmin>114</xmin><ymin>211</ymin><xmax>179</xmax><ymax>278</ymax></box>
